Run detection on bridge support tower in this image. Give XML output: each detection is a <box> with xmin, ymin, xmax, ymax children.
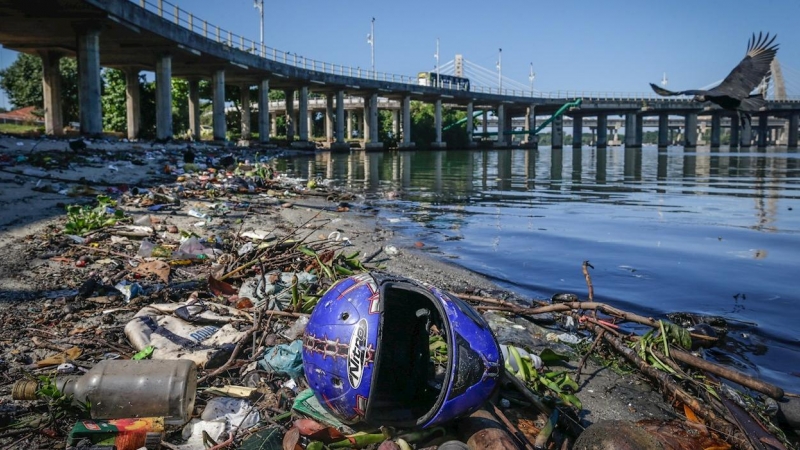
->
<box><xmin>399</xmin><ymin>96</ymin><xmax>415</xmax><ymax>149</ymax></box>
<box><xmin>657</xmin><ymin>114</ymin><xmax>669</xmax><ymax>148</ymax></box>
<box><xmin>572</xmin><ymin>115</ymin><xmax>583</xmax><ymax>148</ymax></box>
<box><xmin>710</xmin><ymin>114</ymin><xmax>721</xmax><ymax>148</ymax></box>
<box><xmin>551</xmin><ymin>114</ymin><xmax>563</xmax><ymax>149</ymax></box>
<box><xmin>757</xmin><ymin>113</ymin><xmax>768</xmax><ymax>148</ymax></box>
<box><xmin>596</xmin><ymin>113</ymin><xmax>608</xmax><ymax>148</ymax></box>
<box><xmin>125</xmin><ymin>68</ymin><xmax>141</xmax><ymax>140</ymax></box>
<box><xmin>466</xmin><ymin>102</ymin><xmax>476</xmax><ymax>148</ymax></box>
<box><xmin>212</xmin><ymin>70</ymin><xmax>226</xmax><ymax>141</ymax></box>
<box><xmin>365</xmin><ymin>93</ymin><xmax>382</xmax><ymax>150</ymax></box>
<box><xmin>494</xmin><ymin>105</ymin><xmax>506</xmax><ymax>148</ymax></box>
<box><xmin>431</xmin><ymin>98</ymin><xmax>446</xmax><ymax>149</ymax></box>
<box><xmin>187</xmin><ymin>78</ymin><xmax>200</xmax><ymax>141</ymax></box>
<box><xmin>331</xmin><ymin>90</ymin><xmax>350</xmax><ymax>151</ymax></box>
<box><xmin>624</xmin><ymin>113</ymin><xmax>636</xmax><ymax>148</ymax></box>
<box><xmin>240</xmin><ymin>83</ymin><xmax>251</xmax><ymax>140</ymax></box>
<box><xmin>41</xmin><ymin>51</ymin><xmax>64</xmax><ymax>136</ymax></box>
<box><xmin>77</xmin><ymin>27</ymin><xmax>102</xmax><ymax>136</ymax></box>
<box><xmin>258</xmin><ymin>79</ymin><xmax>270</xmax><ymax>143</ymax></box>
<box><xmin>789</xmin><ymin>113</ymin><xmax>799</xmax><ymax>148</ymax></box>
<box><xmin>741</xmin><ymin>119</ymin><xmax>752</xmax><ymax>147</ymax></box>
<box><xmin>684</xmin><ymin>113</ymin><xmax>697</xmax><ymax>148</ymax></box>
<box><xmin>284</xmin><ymin>89</ymin><xmax>295</xmax><ymax>142</ymax></box>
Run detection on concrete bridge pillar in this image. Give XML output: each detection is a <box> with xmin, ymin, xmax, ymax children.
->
<box><xmin>326</xmin><ymin>93</ymin><xmax>334</xmax><ymax>143</ymax></box>
<box><xmin>572</xmin><ymin>115</ymin><xmax>583</xmax><ymax>148</ymax></box>
<box><xmin>155</xmin><ymin>54</ymin><xmax>172</xmax><ymax>140</ymax></box>
<box><xmin>362</xmin><ymin>96</ymin><xmax>370</xmax><ymax>143</ymax></box>
<box><xmin>658</xmin><ymin>114</ymin><xmax>669</xmax><ymax>147</ymax></box>
<box><xmin>788</xmin><ymin>113</ymin><xmax>799</xmax><ymax>148</ymax></box>
<box><xmin>212</xmin><ymin>70</ymin><xmax>226</xmax><ymax>140</ymax></box>
<box><xmin>347</xmin><ymin>110</ymin><xmax>353</xmax><ymax>139</ymax></box>
<box><xmin>729</xmin><ymin>115</ymin><xmax>739</xmax><ymax>148</ymax></box>
<box><xmin>307</xmin><ymin>109</ymin><xmax>314</xmax><ymax>140</ymax></box>
<box><xmin>432</xmin><ymin>98</ymin><xmax>446</xmax><ymax>149</ymax></box>
<box><xmin>624</xmin><ymin>113</ymin><xmax>636</xmax><ymax>147</ymax></box>
<box><xmin>124</xmin><ymin>68</ymin><xmax>140</xmax><ymax>141</ymax></box>
<box><xmin>270</xmin><ymin>112</ymin><xmax>277</xmax><ymax>137</ymax></box>
<box><xmin>332</xmin><ymin>90</ymin><xmax>349</xmax><ymax>151</ymax></box>
<box><xmin>551</xmin><ymin>113</ymin><xmax>563</xmax><ymax>149</ymax></box>
<box><xmin>596</xmin><ymin>113</ymin><xmax>608</xmax><ymax>148</ymax></box>
<box><xmin>757</xmin><ymin>113</ymin><xmax>768</xmax><ymax>148</ymax></box>
<box><xmin>482</xmin><ymin>110</ymin><xmax>488</xmax><ymax>134</ymax></box>
<box><xmin>366</xmin><ymin>93</ymin><xmax>381</xmax><ymax>149</ymax></box>
<box><xmin>466</xmin><ymin>102</ymin><xmax>475</xmax><ymax>147</ymax></box>
<box><xmin>495</xmin><ymin>105</ymin><xmax>505</xmax><ymax>147</ymax></box>
<box><xmin>284</xmin><ymin>89</ymin><xmax>295</xmax><ymax>141</ymax></box>
<box><xmin>187</xmin><ymin>78</ymin><xmax>200</xmax><ymax>141</ymax></box>
<box><xmin>400</xmin><ymin>95</ymin><xmax>414</xmax><ymax>149</ymax></box>
<box><xmin>77</xmin><ymin>28</ymin><xmax>102</xmax><ymax>136</ymax></box>
<box><xmin>298</xmin><ymin>86</ymin><xmax>309</xmax><ymax>142</ymax></box>
<box><xmin>710</xmin><ymin>114</ymin><xmax>721</xmax><ymax>147</ymax></box>
<box><xmin>634</xmin><ymin>114</ymin><xmax>643</xmax><ymax>147</ymax></box>
<box><xmin>258</xmin><ymin>79</ymin><xmax>270</xmax><ymax>143</ymax></box>
<box><xmin>40</xmin><ymin>51</ymin><xmax>64</xmax><ymax>136</ymax></box>
<box><xmin>610</xmin><ymin>126</ymin><xmax>619</xmax><ymax>145</ymax></box>
<box><xmin>589</xmin><ymin>127</ymin><xmax>596</xmax><ymax>146</ymax></box>
<box><xmin>526</xmin><ymin>104</ymin><xmax>536</xmax><ymax>143</ymax></box>
<box><xmin>741</xmin><ymin>119</ymin><xmax>752</xmax><ymax>147</ymax></box>
<box><xmin>392</xmin><ymin>109</ymin><xmax>400</xmax><ymax>140</ymax></box>
<box><xmin>240</xmin><ymin>84</ymin><xmax>251</xmax><ymax>139</ymax></box>
<box><xmin>684</xmin><ymin>113</ymin><xmax>697</xmax><ymax>147</ymax></box>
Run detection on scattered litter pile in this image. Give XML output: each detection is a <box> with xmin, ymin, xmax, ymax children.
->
<box><xmin>0</xmin><ymin>137</ymin><xmax>797</xmax><ymax>450</ymax></box>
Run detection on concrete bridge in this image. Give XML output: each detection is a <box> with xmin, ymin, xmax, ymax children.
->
<box><xmin>267</xmin><ymin>98</ymin><xmax>793</xmax><ymax>146</ymax></box>
<box><xmin>1</xmin><ymin>0</ymin><xmax>799</xmax><ymax>150</ymax></box>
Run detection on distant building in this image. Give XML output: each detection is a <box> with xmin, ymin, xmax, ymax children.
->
<box><xmin>0</xmin><ymin>106</ymin><xmax>44</xmax><ymax>124</ymax></box>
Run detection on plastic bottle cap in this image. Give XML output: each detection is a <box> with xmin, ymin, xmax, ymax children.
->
<box><xmin>12</xmin><ymin>380</ymin><xmax>39</xmax><ymax>400</ymax></box>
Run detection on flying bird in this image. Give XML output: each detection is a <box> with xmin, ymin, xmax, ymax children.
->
<box><xmin>650</xmin><ymin>32</ymin><xmax>778</xmax><ymax>130</ymax></box>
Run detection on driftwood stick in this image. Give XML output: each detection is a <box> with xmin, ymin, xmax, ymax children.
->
<box><xmin>457</xmin><ymin>293</ymin><xmax>547</xmax><ymax>308</ymax></box>
<box><xmin>491</xmin><ymin>403</ymin><xmax>535</xmax><ymax>450</ymax></box>
<box><xmin>575</xmin><ymin>330</ymin><xmax>604</xmax><ymax>383</ymax></box>
<box><xmin>581</xmin><ymin>260</ymin><xmax>594</xmax><ymax>302</ymax></box>
<box><xmin>594</xmin><ymin>324</ymin><xmax>753</xmax><ymax>450</ymax></box>
<box><xmin>669</xmin><ymin>347</ymin><xmax>784</xmax><ymax>400</ymax></box>
<box><xmin>476</xmin><ymin>301</ymin><xmax>658</xmax><ymax>328</ymax></box>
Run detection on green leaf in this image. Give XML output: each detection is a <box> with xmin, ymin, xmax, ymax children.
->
<box><xmin>561</xmin><ymin>393</ymin><xmax>583</xmax><ymax>409</ymax></box>
<box><xmin>297</xmin><ymin>246</ymin><xmax>317</xmax><ymax>257</ymax></box>
<box><xmin>539</xmin><ymin>348</ymin><xmax>569</xmax><ymax>363</ymax></box>
<box><xmin>132</xmin><ymin>345</ymin><xmax>155</xmax><ymax>360</ymax></box>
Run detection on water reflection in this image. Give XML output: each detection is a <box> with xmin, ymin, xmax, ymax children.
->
<box><xmin>279</xmin><ymin>146</ymin><xmax>800</xmax><ymax>391</ymax></box>
<box><xmin>282</xmin><ymin>146</ymin><xmax>800</xmax><ymax>234</ymax></box>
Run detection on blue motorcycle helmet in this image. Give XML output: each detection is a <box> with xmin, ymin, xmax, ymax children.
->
<box><xmin>302</xmin><ymin>272</ymin><xmax>503</xmax><ymax>428</ymax></box>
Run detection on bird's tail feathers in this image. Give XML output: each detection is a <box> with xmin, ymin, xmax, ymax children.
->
<box><xmin>740</xmin><ymin>94</ymin><xmax>766</xmax><ymax>112</ymax></box>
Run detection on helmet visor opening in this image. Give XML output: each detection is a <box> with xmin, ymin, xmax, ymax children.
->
<box><xmin>366</xmin><ymin>282</ymin><xmax>448</xmax><ymax>427</ymax></box>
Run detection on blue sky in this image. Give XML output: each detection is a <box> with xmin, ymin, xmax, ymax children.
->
<box><xmin>3</xmin><ymin>0</ymin><xmax>800</xmax><ymax>108</ymax></box>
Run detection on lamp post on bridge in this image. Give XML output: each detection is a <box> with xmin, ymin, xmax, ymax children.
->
<box><xmin>434</xmin><ymin>38</ymin><xmax>440</xmax><ymax>88</ymax></box>
<box><xmin>529</xmin><ymin>63</ymin><xmax>535</xmax><ymax>93</ymax></box>
<box><xmin>253</xmin><ymin>0</ymin><xmax>264</xmax><ymax>50</ymax></box>
<box><xmin>497</xmin><ymin>48</ymin><xmax>502</xmax><ymax>94</ymax></box>
<box><xmin>367</xmin><ymin>17</ymin><xmax>375</xmax><ymax>77</ymax></box>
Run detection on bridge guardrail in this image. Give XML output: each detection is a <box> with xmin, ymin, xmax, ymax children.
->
<box><xmin>132</xmin><ymin>0</ymin><xmax>800</xmax><ymax>103</ymax></box>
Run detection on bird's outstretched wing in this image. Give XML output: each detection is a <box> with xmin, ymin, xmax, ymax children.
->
<box><xmin>711</xmin><ymin>32</ymin><xmax>778</xmax><ymax>100</ymax></box>
<box><xmin>649</xmin><ymin>83</ymin><xmax>704</xmax><ymax>97</ymax></box>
